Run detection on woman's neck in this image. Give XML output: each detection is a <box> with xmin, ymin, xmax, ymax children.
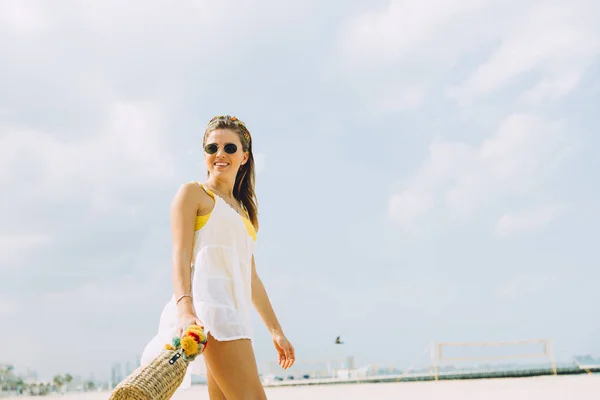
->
<box><xmin>205</xmin><ymin>177</ymin><xmax>235</xmax><ymax>199</ymax></box>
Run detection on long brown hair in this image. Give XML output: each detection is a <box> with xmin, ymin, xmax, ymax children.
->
<box><xmin>203</xmin><ymin>115</ymin><xmax>259</xmax><ymax>231</ymax></box>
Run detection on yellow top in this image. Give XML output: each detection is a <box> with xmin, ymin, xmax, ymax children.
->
<box><xmin>194</xmin><ymin>183</ymin><xmax>256</xmax><ymax>241</ymax></box>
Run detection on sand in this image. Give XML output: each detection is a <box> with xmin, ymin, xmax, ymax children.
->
<box><xmin>4</xmin><ymin>375</ymin><xmax>600</xmax><ymax>399</ymax></box>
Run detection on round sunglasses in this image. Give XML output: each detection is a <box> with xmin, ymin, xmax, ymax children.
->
<box><xmin>204</xmin><ymin>143</ymin><xmax>238</xmax><ymax>154</ymax></box>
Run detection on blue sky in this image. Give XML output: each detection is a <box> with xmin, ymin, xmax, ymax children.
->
<box><xmin>1</xmin><ymin>0</ymin><xmax>599</xmax><ymax>381</ymax></box>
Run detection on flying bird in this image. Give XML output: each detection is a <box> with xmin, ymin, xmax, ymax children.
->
<box><xmin>335</xmin><ymin>336</ymin><xmax>344</xmax><ymax>345</ymax></box>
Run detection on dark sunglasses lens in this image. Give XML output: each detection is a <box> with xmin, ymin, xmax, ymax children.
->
<box><xmin>205</xmin><ymin>144</ymin><xmax>218</xmax><ymax>154</ymax></box>
<box><xmin>224</xmin><ymin>143</ymin><xmax>238</xmax><ymax>154</ymax></box>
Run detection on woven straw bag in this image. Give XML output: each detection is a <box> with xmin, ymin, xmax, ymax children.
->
<box><xmin>109</xmin><ymin>325</ymin><xmax>207</xmax><ymax>400</ymax></box>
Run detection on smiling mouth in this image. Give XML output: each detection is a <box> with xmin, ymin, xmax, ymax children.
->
<box><xmin>214</xmin><ymin>162</ymin><xmax>229</xmax><ymax>167</ymax></box>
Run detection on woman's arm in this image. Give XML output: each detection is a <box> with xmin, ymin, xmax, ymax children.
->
<box><xmin>251</xmin><ymin>256</ymin><xmax>295</xmax><ymax>369</ymax></box>
<box><xmin>170</xmin><ymin>183</ymin><xmax>202</xmax><ymax>318</ymax></box>
<box><xmin>250</xmin><ymin>256</ymin><xmax>284</xmax><ymax>335</ymax></box>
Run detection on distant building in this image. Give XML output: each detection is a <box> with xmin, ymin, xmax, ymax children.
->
<box><xmin>110</xmin><ymin>364</ymin><xmax>123</xmax><ymax>389</ymax></box>
<box><xmin>334</xmin><ymin>365</ymin><xmax>372</xmax><ymax>380</ymax></box>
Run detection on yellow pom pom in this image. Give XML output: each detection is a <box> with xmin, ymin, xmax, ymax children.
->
<box><xmin>181</xmin><ymin>336</ymin><xmax>199</xmax><ymax>357</ymax></box>
<box><xmin>164</xmin><ymin>344</ymin><xmax>175</xmax><ymax>351</ymax></box>
<box><xmin>185</xmin><ymin>324</ymin><xmax>203</xmax><ymax>333</ymax></box>
<box><xmin>185</xmin><ymin>326</ymin><xmax>207</xmax><ymax>343</ymax></box>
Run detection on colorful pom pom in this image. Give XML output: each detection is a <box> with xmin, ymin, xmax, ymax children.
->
<box><xmin>185</xmin><ymin>325</ymin><xmax>207</xmax><ymax>343</ymax></box>
<box><xmin>188</xmin><ymin>331</ymin><xmax>201</xmax><ymax>343</ymax></box>
<box><xmin>167</xmin><ymin>325</ymin><xmax>207</xmax><ymax>362</ymax></box>
<box><xmin>181</xmin><ymin>336</ymin><xmax>199</xmax><ymax>357</ymax></box>
<box><xmin>172</xmin><ymin>336</ymin><xmax>181</xmax><ymax>348</ymax></box>
<box><xmin>185</xmin><ymin>324</ymin><xmax>202</xmax><ymax>333</ymax></box>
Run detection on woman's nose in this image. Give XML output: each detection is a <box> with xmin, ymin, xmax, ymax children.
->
<box><xmin>215</xmin><ymin>146</ymin><xmax>227</xmax><ymax>157</ymax></box>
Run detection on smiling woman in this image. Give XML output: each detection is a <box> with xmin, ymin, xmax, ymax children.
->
<box><xmin>140</xmin><ymin>115</ymin><xmax>295</xmax><ymax>400</ymax></box>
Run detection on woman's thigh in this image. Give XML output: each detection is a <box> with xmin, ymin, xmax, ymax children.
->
<box><xmin>205</xmin><ymin>367</ymin><xmax>227</xmax><ymax>400</ymax></box>
<box><xmin>202</xmin><ymin>333</ymin><xmax>267</xmax><ymax>400</ymax></box>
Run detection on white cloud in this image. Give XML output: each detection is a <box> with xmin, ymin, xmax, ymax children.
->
<box><xmin>0</xmin><ymin>101</ymin><xmax>174</xmax><ymax>211</ymax></box>
<box><xmin>40</xmin><ymin>272</ymin><xmax>166</xmax><ymax>317</ymax></box>
<box><xmin>0</xmin><ymin>1</ymin><xmax>46</xmax><ymax>34</ymax></box>
<box><xmin>494</xmin><ymin>204</ymin><xmax>564</xmax><ymax>238</ymax></box>
<box><xmin>388</xmin><ymin>189</ymin><xmax>433</xmax><ymax>228</ymax></box>
<box><xmin>333</xmin><ymin>0</ymin><xmax>600</xmax><ymax>111</ymax></box>
<box><xmin>0</xmin><ymin>234</ymin><xmax>52</xmax><ymax>267</ymax></box>
<box><xmin>521</xmin><ymin>69</ymin><xmax>586</xmax><ymax>106</ymax></box>
<box><xmin>388</xmin><ymin>113</ymin><xmax>572</xmax><ymax>229</ymax></box>
<box><xmin>330</xmin><ymin>0</ymin><xmax>485</xmax><ymax>111</ymax></box>
<box><xmin>336</xmin><ymin>0</ymin><xmax>489</xmax><ymax>69</ymax></box>
<box><xmin>378</xmin><ymin>84</ymin><xmax>428</xmax><ymax>111</ymax></box>
<box><xmin>368</xmin><ymin>1</ymin><xmax>594</xmax><ymax>233</ymax></box>
<box><xmin>0</xmin><ymin>99</ymin><xmax>176</xmax><ymax>277</ymax></box>
<box><xmin>448</xmin><ymin>2</ymin><xmax>600</xmax><ymax>105</ymax></box>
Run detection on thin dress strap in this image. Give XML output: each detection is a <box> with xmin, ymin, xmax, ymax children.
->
<box><xmin>194</xmin><ymin>181</ymin><xmax>215</xmax><ymax>198</ymax></box>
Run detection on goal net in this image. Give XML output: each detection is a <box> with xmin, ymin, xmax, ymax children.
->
<box><xmin>431</xmin><ymin>338</ymin><xmax>557</xmax><ymax>380</ymax></box>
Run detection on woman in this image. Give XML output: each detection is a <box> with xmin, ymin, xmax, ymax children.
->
<box><xmin>141</xmin><ymin>115</ymin><xmax>295</xmax><ymax>400</ymax></box>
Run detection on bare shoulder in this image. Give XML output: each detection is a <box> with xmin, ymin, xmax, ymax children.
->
<box><xmin>171</xmin><ymin>181</ymin><xmax>214</xmax><ymax>215</ymax></box>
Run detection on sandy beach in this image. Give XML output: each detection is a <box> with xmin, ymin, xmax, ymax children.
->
<box><xmin>4</xmin><ymin>375</ymin><xmax>600</xmax><ymax>400</ymax></box>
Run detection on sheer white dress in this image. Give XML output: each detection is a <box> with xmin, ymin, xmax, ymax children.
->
<box><xmin>140</xmin><ymin>183</ymin><xmax>257</xmax><ymax>389</ymax></box>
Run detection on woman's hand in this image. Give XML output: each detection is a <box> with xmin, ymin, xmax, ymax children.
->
<box><xmin>177</xmin><ymin>312</ymin><xmax>204</xmax><ymax>337</ymax></box>
<box><xmin>272</xmin><ymin>332</ymin><xmax>295</xmax><ymax>369</ymax></box>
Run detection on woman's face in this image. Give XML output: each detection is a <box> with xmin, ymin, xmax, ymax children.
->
<box><xmin>204</xmin><ymin>129</ymin><xmax>248</xmax><ymax>179</ymax></box>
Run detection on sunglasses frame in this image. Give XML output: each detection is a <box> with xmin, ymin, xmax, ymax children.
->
<box><xmin>204</xmin><ymin>142</ymin><xmax>239</xmax><ymax>155</ymax></box>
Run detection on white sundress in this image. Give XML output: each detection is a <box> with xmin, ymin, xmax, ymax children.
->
<box><xmin>140</xmin><ymin>182</ymin><xmax>257</xmax><ymax>389</ymax></box>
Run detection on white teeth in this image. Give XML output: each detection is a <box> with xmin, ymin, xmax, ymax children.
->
<box><xmin>215</xmin><ymin>163</ymin><xmax>228</xmax><ymax>166</ymax></box>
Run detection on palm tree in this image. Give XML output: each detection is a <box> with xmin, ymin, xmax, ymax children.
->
<box><xmin>84</xmin><ymin>380</ymin><xmax>96</xmax><ymax>391</ymax></box>
<box><xmin>16</xmin><ymin>378</ymin><xmax>25</xmax><ymax>394</ymax></box>
<box><xmin>64</xmin><ymin>374</ymin><xmax>73</xmax><ymax>391</ymax></box>
<box><xmin>53</xmin><ymin>374</ymin><xmax>64</xmax><ymax>392</ymax></box>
